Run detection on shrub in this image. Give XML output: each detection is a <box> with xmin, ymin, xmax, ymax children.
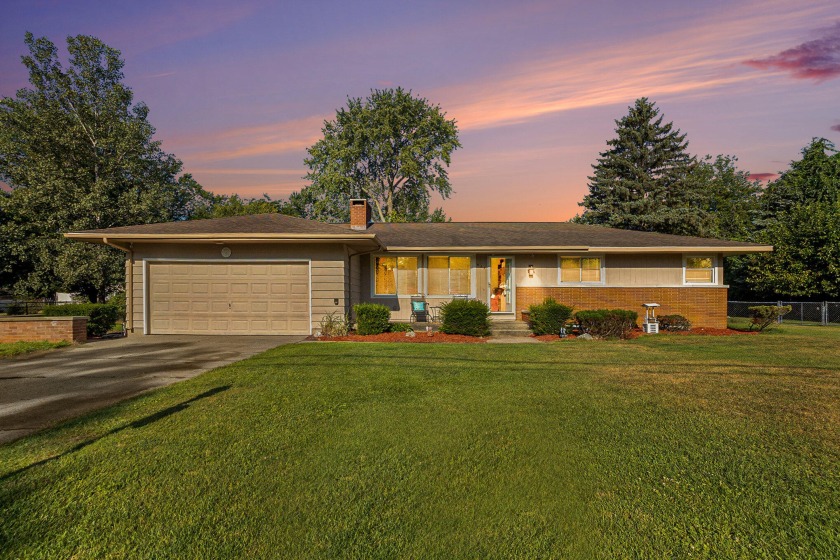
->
<box><xmin>5</xmin><ymin>302</ymin><xmax>25</xmax><ymax>316</ymax></box>
<box><xmin>319</xmin><ymin>311</ymin><xmax>350</xmax><ymax>337</ymax></box>
<box><xmin>439</xmin><ymin>299</ymin><xmax>490</xmax><ymax>337</ymax></box>
<box><xmin>528</xmin><ymin>298</ymin><xmax>573</xmax><ymax>335</ymax></box>
<box><xmin>659</xmin><ymin>314</ymin><xmax>691</xmax><ymax>331</ymax></box>
<box><xmin>748</xmin><ymin>305</ymin><xmax>792</xmax><ymax>332</ymax></box>
<box><xmin>107</xmin><ymin>292</ymin><xmax>127</xmax><ymax>321</ymax></box>
<box><xmin>43</xmin><ymin>303</ymin><xmax>120</xmax><ymax>337</ymax></box>
<box><xmin>575</xmin><ymin>309</ymin><xmax>638</xmax><ymax>339</ymax></box>
<box><xmin>354</xmin><ymin>303</ymin><xmax>391</xmax><ymax>335</ymax></box>
<box><xmin>389</xmin><ymin>322</ymin><xmax>414</xmax><ymax>333</ymax></box>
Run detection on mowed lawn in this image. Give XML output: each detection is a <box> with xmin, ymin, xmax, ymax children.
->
<box><xmin>1</xmin><ymin>328</ymin><xmax>838</xmax><ymax>559</ymax></box>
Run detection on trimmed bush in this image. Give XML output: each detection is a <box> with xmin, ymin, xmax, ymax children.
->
<box><xmin>659</xmin><ymin>314</ymin><xmax>691</xmax><ymax>331</ymax></box>
<box><xmin>528</xmin><ymin>298</ymin><xmax>573</xmax><ymax>335</ymax></box>
<box><xmin>354</xmin><ymin>303</ymin><xmax>391</xmax><ymax>335</ymax></box>
<box><xmin>439</xmin><ymin>299</ymin><xmax>490</xmax><ymax>337</ymax></box>
<box><xmin>748</xmin><ymin>305</ymin><xmax>792</xmax><ymax>332</ymax></box>
<box><xmin>43</xmin><ymin>303</ymin><xmax>119</xmax><ymax>337</ymax></box>
<box><xmin>575</xmin><ymin>309</ymin><xmax>638</xmax><ymax>339</ymax></box>
<box><xmin>389</xmin><ymin>322</ymin><xmax>414</xmax><ymax>333</ymax></box>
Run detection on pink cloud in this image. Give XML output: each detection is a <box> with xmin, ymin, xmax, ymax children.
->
<box><xmin>745</xmin><ymin>21</ymin><xmax>840</xmax><ymax>81</ymax></box>
<box><xmin>433</xmin><ymin>2</ymin><xmax>826</xmax><ymax>131</ymax></box>
<box><xmin>831</xmin><ymin>124</ymin><xmax>840</xmax><ymax>132</ymax></box>
<box><xmin>748</xmin><ymin>173</ymin><xmax>779</xmax><ymax>182</ymax></box>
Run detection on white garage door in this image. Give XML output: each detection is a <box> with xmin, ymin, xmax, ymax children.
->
<box><xmin>147</xmin><ymin>262</ymin><xmax>310</xmax><ymax>335</ymax></box>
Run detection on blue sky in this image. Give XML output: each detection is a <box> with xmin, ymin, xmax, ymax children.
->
<box><xmin>2</xmin><ymin>0</ymin><xmax>838</xmax><ymax>220</ymax></box>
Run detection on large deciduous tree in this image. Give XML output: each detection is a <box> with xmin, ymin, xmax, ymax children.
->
<box><xmin>296</xmin><ymin>87</ymin><xmax>460</xmax><ymax>223</ymax></box>
<box><xmin>0</xmin><ymin>33</ymin><xmax>210</xmax><ymax>301</ymax></box>
<box><xmin>577</xmin><ymin>98</ymin><xmax>712</xmax><ymax>236</ymax></box>
<box><xmin>747</xmin><ymin>139</ymin><xmax>840</xmax><ymax>299</ymax></box>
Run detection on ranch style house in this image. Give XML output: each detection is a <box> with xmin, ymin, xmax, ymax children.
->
<box><xmin>66</xmin><ymin>199</ymin><xmax>772</xmax><ymax>335</ymax></box>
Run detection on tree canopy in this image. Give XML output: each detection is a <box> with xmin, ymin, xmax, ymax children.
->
<box><xmin>747</xmin><ymin>139</ymin><xmax>840</xmax><ymax>299</ymax></box>
<box><xmin>295</xmin><ymin>87</ymin><xmax>460</xmax><ymax>223</ymax></box>
<box><xmin>0</xmin><ymin>33</ymin><xmax>210</xmax><ymax>301</ymax></box>
<box><xmin>577</xmin><ymin>98</ymin><xmax>711</xmax><ymax>236</ymax></box>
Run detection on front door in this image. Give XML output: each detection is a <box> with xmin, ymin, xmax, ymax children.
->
<box><xmin>488</xmin><ymin>257</ymin><xmax>514</xmax><ymax>313</ymax></box>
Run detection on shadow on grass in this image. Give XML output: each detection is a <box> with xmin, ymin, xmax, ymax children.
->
<box><xmin>0</xmin><ymin>385</ymin><xmax>231</xmax><ymax>482</ymax></box>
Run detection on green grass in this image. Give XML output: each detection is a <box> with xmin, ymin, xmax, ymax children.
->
<box><xmin>0</xmin><ymin>340</ymin><xmax>70</xmax><ymax>358</ymax></box>
<box><xmin>1</xmin><ymin>326</ymin><xmax>838</xmax><ymax>558</ymax></box>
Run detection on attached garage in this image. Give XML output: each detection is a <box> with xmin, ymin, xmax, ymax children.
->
<box><xmin>145</xmin><ymin>261</ymin><xmax>310</xmax><ymax>335</ymax></box>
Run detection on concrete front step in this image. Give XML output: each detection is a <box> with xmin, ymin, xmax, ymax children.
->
<box><xmin>490</xmin><ymin>320</ymin><xmax>532</xmax><ymax>338</ymax></box>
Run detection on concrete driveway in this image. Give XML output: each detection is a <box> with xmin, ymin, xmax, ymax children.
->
<box><xmin>0</xmin><ymin>335</ymin><xmax>303</xmax><ymax>445</ymax></box>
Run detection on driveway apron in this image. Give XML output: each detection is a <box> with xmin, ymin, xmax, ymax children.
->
<box><xmin>0</xmin><ymin>335</ymin><xmax>302</xmax><ymax>445</ymax></box>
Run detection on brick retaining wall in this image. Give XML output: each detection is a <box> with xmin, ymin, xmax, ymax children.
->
<box><xmin>0</xmin><ymin>316</ymin><xmax>87</xmax><ymax>343</ymax></box>
<box><xmin>517</xmin><ymin>287</ymin><xmax>728</xmax><ymax>328</ymax></box>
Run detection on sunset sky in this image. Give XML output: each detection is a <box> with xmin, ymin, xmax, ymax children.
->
<box><xmin>2</xmin><ymin>0</ymin><xmax>838</xmax><ymax>221</ymax></box>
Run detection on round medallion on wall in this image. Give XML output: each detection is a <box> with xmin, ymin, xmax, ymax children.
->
<box><xmin>221</xmin><ymin>247</ymin><xmax>232</xmax><ymax>258</ymax></box>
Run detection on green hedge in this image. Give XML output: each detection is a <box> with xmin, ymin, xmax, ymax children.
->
<box><xmin>42</xmin><ymin>303</ymin><xmax>120</xmax><ymax>337</ymax></box>
<box><xmin>575</xmin><ymin>309</ymin><xmax>638</xmax><ymax>339</ymax></box>
<box><xmin>389</xmin><ymin>322</ymin><xmax>414</xmax><ymax>333</ymax></box>
<box><xmin>439</xmin><ymin>299</ymin><xmax>490</xmax><ymax>337</ymax></box>
<box><xmin>659</xmin><ymin>314</ymin><xmax>691</xmax><ymax>331</ymax></box>
<box><xmin>354</xmin><ymin>303</ymin><xmax>391</xmax><ymax>335</ymax></box>
<box><xmin>528</xmin><ymin>298</ymin><xmax>573</xmax><ymax>335</ymax></box>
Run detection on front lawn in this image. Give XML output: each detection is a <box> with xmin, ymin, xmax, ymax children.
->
<box><xmin>0</xmin><ymin>340</ymin><xmax>70</xmax><ymax>358</ymax></box>
<box><xmin>1</xmin><ymin>326</ymin><xmax>838</xmax><ymax>558</ymax></box>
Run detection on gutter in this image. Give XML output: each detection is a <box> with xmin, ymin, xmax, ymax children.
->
<box><xmin>383</xmin><ymin>245</ymin><xmax>773</xmax><ymax>254</ymax></box>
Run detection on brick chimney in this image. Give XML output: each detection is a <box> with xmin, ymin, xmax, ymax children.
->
<box><xmin>350</xmin><ymin>199</ymin><xmax>371</xmax><ymax>230</ymax></box>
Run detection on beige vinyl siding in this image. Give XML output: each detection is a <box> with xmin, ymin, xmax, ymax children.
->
<box><xmin>604</xmin><ymin>253</ymin><xmax>684</xmax><ymax>286</ymax></box>
<box><xmin>128</xmin><ymin>243</ymin><xmax>347</xmax><ymax>334</ymax></box>
<box><xmin>513</xmin><ymin>254</ymin><xmax>557</xmax><ymax>287</ymax></box>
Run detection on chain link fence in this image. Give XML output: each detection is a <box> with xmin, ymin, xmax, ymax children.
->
<box><xmin>728</xmin><ymin>301</ymin><xmax>840</xmax><ymax>326</ymax></box>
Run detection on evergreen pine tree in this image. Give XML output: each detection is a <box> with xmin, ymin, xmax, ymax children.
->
<box><xmin>578</xmin><ymin>98</ymin><xmax>711</xmax><ymax>236</ymax></box>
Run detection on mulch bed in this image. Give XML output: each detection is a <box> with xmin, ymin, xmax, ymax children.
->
<box><xmin>313</xmin><ymin>327</ymin><xmax>757</xmax><ymax>344</ymax></box>
<box><xmin>312</xmin><ymin>332</ymin><xmax>487</xmax><ymax>343</ymax></box>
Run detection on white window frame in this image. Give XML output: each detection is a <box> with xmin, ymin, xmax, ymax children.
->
<box><xmin>370</xmin><ymin>254</ymin><xmax>420</xmax><ymax>298</ymax></box>
<box><xmin>424</xmin><ymin>254</ymin><xmax>476</xmax><ymax>297</ymax></box>
<box><xmin>683</xmin><ymin>255</ymin><xmax>717</xmax><ymax>285</ymax></box>
<box><xmin>557</xmin><ymin>254</ymin><xmax>606</xmax><ymax>285</ymax></box>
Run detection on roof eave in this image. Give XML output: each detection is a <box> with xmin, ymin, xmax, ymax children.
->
<box><xmin>381</xmin><ymin>245</ymin><xmax>773</xmax><ymax>253</ymax></box>
<box><xmin>64</xmin><ymin>232</ymin><xmax>380</xmax><ymax>245</ymax></box>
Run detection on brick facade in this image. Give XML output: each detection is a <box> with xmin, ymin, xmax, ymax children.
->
<box><xmin>516</xmin><ymin>287</ymin><xmax>728</xmax><ymax>328</ymax></box>
<box><xmin>0</xmin><ymin>316</ymin><xmax>87</xmax><ymax>343</ymax></box>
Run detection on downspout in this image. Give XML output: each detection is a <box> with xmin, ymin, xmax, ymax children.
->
<box><xmin>103</xmin><ymin>238</ymin><xmax>133</xmax><ymax>334</ymax></box>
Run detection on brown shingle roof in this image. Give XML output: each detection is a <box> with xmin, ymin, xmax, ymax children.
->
<box><xmin>70</xmin><ymin>213</ymin><xmax>362</xmax><ymax>236</ymax></box>
<box><xmin>66</xmin><ymin>213</ymin><xmax>771</xmax><ymax>251</ymax></box>
<box><xmin>358</xmin><ymin>221</ymin><xmax>768</xmax><ymax>250</ymax></box>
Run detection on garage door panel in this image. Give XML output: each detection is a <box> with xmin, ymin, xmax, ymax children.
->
<box><xmin>148</xmin><ymin>262</ymin><xmax>310</xmax><ymax>335</ymax></box>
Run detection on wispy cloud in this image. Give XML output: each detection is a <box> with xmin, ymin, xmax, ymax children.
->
<box><xmin>144</xmin><ymin>71</ymin><xmax>176</xmax><ymax>79</ymax></box>
<box><xmin>745</xmin><ymin>21</ymin><xmax>840</xmax><ymax>81</ymax></box>
<box><xmin>171</xmin><ymin>115</ymin><xmax>326</xmax><ymax>163</ymax></box>
<box><xmin>831</xmin><ymin>123</ymin><xmax>840</xmax><ymax>133</ymax></box>
<box><xmin>436</xmin><ymin>1</ymin><xmax>834</xmax><ymax>131</ymax></box>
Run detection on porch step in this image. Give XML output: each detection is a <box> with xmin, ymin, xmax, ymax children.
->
<box><xmin>489</xmin><ymin>320</ymin><xmax>532</xmax><ymax>338</ymax></box>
